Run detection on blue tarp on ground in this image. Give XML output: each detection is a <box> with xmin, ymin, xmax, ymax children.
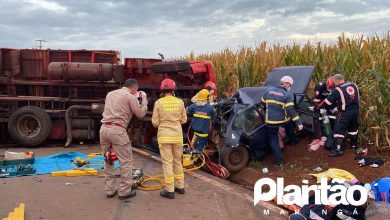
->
<box><xmin>33</xmin><ymin>152</ymin><xmax>119</xmax><ymax>175</ymax></box>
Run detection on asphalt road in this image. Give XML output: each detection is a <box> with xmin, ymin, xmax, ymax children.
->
<box><xmin>0</xmin><ymin>145</ymin><xmax>284</xmax><ymax>220</ymax></box>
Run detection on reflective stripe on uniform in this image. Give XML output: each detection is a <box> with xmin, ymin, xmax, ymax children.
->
<box><xmin>324</xmin><ymin>99</ymin><xmax>332</xmax><ymax>105</ymax></box>
<box><xmin>285</xmin><ymin>102</ymin><xmax>294</xmax><ymax>107</ymax></box>
<box><xmin>165</xmin><ymin>177</ymin><xmax>174</xmax><ymax>183</ymax></box>
<box><xmin>265</xmin><ymin>118</ymin><xmax>290</xmax><ymax>124</ymax></box>
<box><xmin>193</xmin><ymin>113</ymin><xmax>211</xmax><ymax>119</ymax></box>
<box><xmin>265</xmin><ymin>99</ymin><xmax>286</xmax><ymax>106</ymax></box>
<box><xmin>174</xmin><ymin>174</ymin><xmax>184</xmax><ymax>180</ymax></box>
<box><xmin>194</xmin><ymin>132</ymin><xmax>208</xmax><ymax>137</ymax></box>
<box><xmin>334</xmin><ymin>134</ymin><xmax>345</xmax><ymax>138</ymax></box>
<box><xmin>158</xmin><ymin>136</ymin><xmax>183</xmax><ymax>143</ymax></box>
<box><xmin>348</xmin><ymin>131</ymin><xmax>358</xmax><ymax>135</ymax></box>
<box><xmin>336</xmin><ymin>87</ymin><xmax>346</xmax><ymax>111</ymax></box>
<box><xmin>292</xmin><ymin>116</ymin><xmax>300</xmax><ymax>121</ymax></box>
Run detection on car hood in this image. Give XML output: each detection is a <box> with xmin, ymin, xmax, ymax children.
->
<box><xmin>234</xmin><ymin>66</ymin><xmax>315</xmax><ymax>105</ymax></box>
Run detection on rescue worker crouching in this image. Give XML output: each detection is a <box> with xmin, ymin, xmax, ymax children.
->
<box><xmin>261</xmin><ymin>76</ymin><xmax>304</xmax><ymax>166</ymax></box>
<box><xmin>100</xmin><ymin>78</ymin><xmax>148</xmax><ymax>199</ymax></box>
<box><xmin>322</xmin><ymin>74</ymin><xmax>366</xmax><ymax>157</ymax></box>
<box><xmin>314</xmin><ymin>76</ymin><xmax>337</xmax><ymax>135</ymax></box>
<box><xmin>152</xmin><ymin>79</ymin><xmax>187</xmax><ymax>199</ymax></box>
<box><xmin>314</xmin><ymin>76</ymin><xmax>335</xmax><ymax>108</ymax></box>
<box><xmin>187</xmin><ymin>89</ymin><xmax>216</xmax><ymax>154</ymax></box>
<box><xmin>191</xmin><ymin>81</ymin><xmax>217</xmax><ymax>103</ymax></box>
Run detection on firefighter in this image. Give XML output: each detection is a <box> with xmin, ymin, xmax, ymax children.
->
<box><xmin>261</xmin><ymin>76</ymin><xmax>304</xmax><ymax>166</ymax></box>
<box><xmin>152</xmin><ymin>79</ymin><xmax>187</xmax><ymax>199</ymax></box>
<box><xmin>322</xmin><ymin>74</ymin><xmax>364</xmax><ymax>157</ymax></box>
<box><xmin>191</xmin><ymin>81</ymin><xmax>217</xmax><ymax>103</ymax></box>
<box><xmin>187</xmin><ymin>89</ymin><xmax>216</xmax><ymax>154</ymax></box>
<box><xmin>100</xmin><ymin>78</ymin><xmax>148</xmax><ymax>199</ymax></box>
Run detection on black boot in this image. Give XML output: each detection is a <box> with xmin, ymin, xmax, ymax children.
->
<box><xmin>160</xmin><ymin>190</ymin><xmax>175</xmax><ymax>199</ymax></box>
<box><xmin>174</xmin><ymin>187</ymin><xmax>185</xmax><ymax>194</ymax></box>
<box><xmin>350</xmin><ymin>134</ymin><xmax>358</xmax><ymax>150</ymax></box>
<box><xmin>328</xmin><ymin>137</ymin><xmax>344</xmax><ymax>157</ymax></box>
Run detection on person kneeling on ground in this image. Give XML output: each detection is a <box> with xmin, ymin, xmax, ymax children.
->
<box><xmin>187</xmin><ymin>89</ymin><xmax>216</xmax><ymax>154</ymax></box>
<box><xmin>152</xmin><ymin>79</ymin><xmax>187</xmax><ymax>199</ymax></box>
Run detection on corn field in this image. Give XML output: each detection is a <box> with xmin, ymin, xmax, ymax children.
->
<box><xmin>187</xmin><ymin>33</ymin><xmax>390</xmax><ymax>151</ymax></box>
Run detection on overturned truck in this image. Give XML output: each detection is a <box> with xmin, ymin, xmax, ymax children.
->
<box><xmin>0</xmin><ymin>48</ymin><xmax>216</xmax><ymax>150</ymax></box>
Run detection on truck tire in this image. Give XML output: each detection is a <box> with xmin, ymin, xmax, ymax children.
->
<box><xmin>8</xmin><ymin>106</ymin><xmax>52</xmax><ymax>147</ymax></box>
<box><xmin>151</xmin><ymin>61</ymin><xmax>191</xmax><ymax>73</ymax></box>
<box><xmin>220</xmin><ymin>145</ymin><xmax>249</xmax><ymax>173</ymax></box>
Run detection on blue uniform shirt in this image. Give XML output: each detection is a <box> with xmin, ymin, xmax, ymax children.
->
<box><xmin>261</xmin><ymin>85</ymin><xmax>302</xmax><ymax>126</ymax></box>
<box><xmin>187</xmin><ymin>104</ymin><xmax>216</xmax><ymax>134</ymax></box>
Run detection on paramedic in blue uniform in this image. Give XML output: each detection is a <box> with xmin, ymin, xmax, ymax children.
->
<box><xmin>322</xmin><ymin>74</ymin><xmax>363</xmax><ymax>157</ymax></box>
<box><xmin>314</xmin><ymin>76</ymin><xmax>335</xmax><ymax>108</ymax></box>
<box><xmin>187</xmin><ymin>89</ymin><xmax>216</xmax><ymax>154</ymax></box>
<box><xmin>261</xmin><ymin>76</ymin><xmax>303</xmax><ymax>166</ymax></box>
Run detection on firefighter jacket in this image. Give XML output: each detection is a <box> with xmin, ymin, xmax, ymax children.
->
<box><xmin>187</xmin><ymin>103</ymin><xmax>216</xmax><ymax>136</ymax></box>
<box><xmin>324</xmin><ymin>82</ymin><xmax>360</xmax><ymax>111</ymax></box>
<box><xmin>152</xmin><ymin>95</ymin><xmax>187</xmax><ymax>144</ymax></box>
<box><xmin>191</xmin><ymin>92</ymin><xmax>214</xmax><ymax>103</ymax></box>
<box><xmin>261</xmin><ymin>86</ymin><xmax>302</xmax><ymax>126</ymax></box>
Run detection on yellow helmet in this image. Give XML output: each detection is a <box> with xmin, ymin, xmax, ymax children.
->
<box><xmin>198</xmin><ymin>89</ymin><xmax>209</xmax><ymax>101</ymax></box>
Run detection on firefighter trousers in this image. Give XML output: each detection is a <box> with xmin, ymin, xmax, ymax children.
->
<box><xmin>100</xmin><ymin>125</ymin><xmax>133</xmax><ymax>197</ymax></box>
<box><xmin>159</xmin><ymin>143</ymin><xmax>185</xmax><ymax>192</ymax></box>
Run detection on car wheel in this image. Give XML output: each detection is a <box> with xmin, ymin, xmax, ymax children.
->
<box><xmin>8</xmin><ymin>106</ymin><xmax>52</xmax><ymax>146</ymax></box>
<box><xmin>220</xmin><ymin>145</ymin><xmax>249</xmax><ymax>172</ymax></box>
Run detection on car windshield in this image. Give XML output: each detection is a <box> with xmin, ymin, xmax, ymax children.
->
<box><xmin>233</xmin><ymin>106</ymin><xmax>263</xmax><ymax>134</ymax></box>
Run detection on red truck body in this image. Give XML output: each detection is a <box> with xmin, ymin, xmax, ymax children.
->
<box><xmin>0</xmin><ymin>48</ymin><xmax>216</xmax><ymax>149</ymax></box>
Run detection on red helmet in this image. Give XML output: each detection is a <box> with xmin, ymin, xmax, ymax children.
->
<box><xmin>204</xmin><ymin>81</ymin><xmax>217</xmax><ymax>90</ymax></box>
<box><xmin>326</xmin><ymin>76</ymin><xmax>335</xmax><ymax>91</ymax></box>
<box><xmin>160</xmin><ymin>79</ymin><xmax>176</xmax><ymax>90</ymax></box>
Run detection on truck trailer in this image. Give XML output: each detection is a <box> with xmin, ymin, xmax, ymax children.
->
<box><xmin>0</xmin><ymin>48</ymin><xmax>216</xmax><ymax>152</ymax></box>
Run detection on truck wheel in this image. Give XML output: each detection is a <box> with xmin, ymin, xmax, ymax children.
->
<box><xmin>8</xmin><ymin>106</ymin><xmax>52</xmax><ymax>146</ymax></box>
<box><xmin>220</xmin><ymin>145</ymin><xmax>249</xmax><ymax>172</ymax></box>
<box><xmin>151</xmin><ymin>61</ymin><xmax>191</xmax><ymax>73</ymax></box>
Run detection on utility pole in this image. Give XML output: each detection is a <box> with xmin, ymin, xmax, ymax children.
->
<box><xmin>35</xmin><ymin>39</ymin><xmax>46</xmax><ymax>49</ymax></box>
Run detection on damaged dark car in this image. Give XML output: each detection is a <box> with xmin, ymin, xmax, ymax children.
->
<box><xmin>216</xmin><ymin>66</ymin><xmax>316</xmax><ymax>172</ymax></box>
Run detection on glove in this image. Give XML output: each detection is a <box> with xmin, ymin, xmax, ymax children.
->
<box><xmin>136</xmin><ymin>91</ymin><xmax>148</xmax><ymax>107</ymax></box>
<box><xmin>297</xmin><ymin>124</ymin><xmax>304</xmax><ymax>131</ymax></box>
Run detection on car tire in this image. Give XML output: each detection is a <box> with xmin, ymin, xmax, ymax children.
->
<box><xmin>8</xmin><ymin>106</ymin><xmax>52</xmax><ymax>146</ymax></box>
<box><xmin>220</xmin><ymin>145</ymin><xmax>249</xmax><ymax>173</ymax></box>
<box><xmin>151</xmin><ymin>61</ymin><xmax>191</xmax><ymax>73</ymax></box>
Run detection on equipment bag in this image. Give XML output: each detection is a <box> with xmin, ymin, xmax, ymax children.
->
<box><xmin>371</xmin><ymin>177</ymin><xmax>390</xmax><ymax>203</ymax></box>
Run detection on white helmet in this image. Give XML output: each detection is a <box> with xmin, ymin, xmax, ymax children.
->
<box><xmin>280</xmin><ymin>76</ymin><xmax>293</xmax><ymax>85</ymax></box>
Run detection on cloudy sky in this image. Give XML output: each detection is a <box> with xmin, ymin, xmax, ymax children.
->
<box><xmin>0</xmin><ymin>0</ymin><xmax>389</xmax><ymax>59</ymax></box>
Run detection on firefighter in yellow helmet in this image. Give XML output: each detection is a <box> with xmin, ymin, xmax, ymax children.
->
<box><xmin>152</xmin><ymin>78</ymin><xmax>187</xmax><ymax>199</ymax></box>
<box><xmin>187</xmin><ymin>89</ymin><xmax>216</xmax><ymax>154</ymax></box>
<box><xmin>191</xmin><ymin>81</ymin><xmax>217</xmax><ymax>103</ymax></box>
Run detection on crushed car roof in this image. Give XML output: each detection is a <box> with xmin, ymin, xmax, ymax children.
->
<box><xmin>235</xmin><ymin>66</ymin><xmax>315</xmax><ymax>105</ymax></box>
